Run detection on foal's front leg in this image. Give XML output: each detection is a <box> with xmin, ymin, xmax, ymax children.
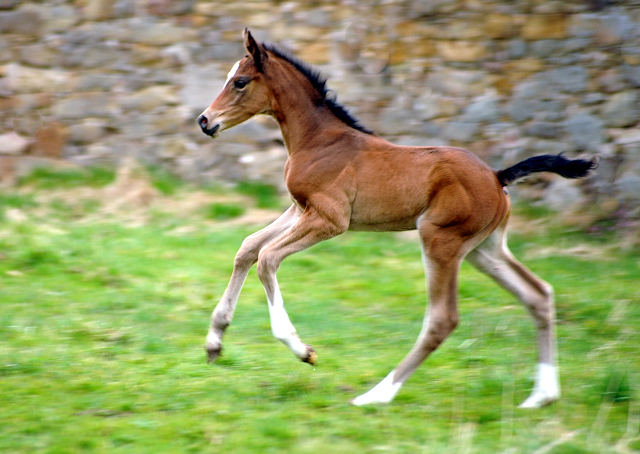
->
<box><xmin>205</xmin><ymin>205</ymin><xmax>301</xmax><ymax>362</ymax></box>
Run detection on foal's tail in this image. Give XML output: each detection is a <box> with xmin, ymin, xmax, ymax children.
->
<box><xmin>496</xmin><ymin>154</ymin><xmax>598</xmax><ymax>187</ymax></box>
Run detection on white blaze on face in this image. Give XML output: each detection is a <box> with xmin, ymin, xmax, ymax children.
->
<box><xmin>224</xmin><ymin>60</ymin><xmax>241</xmax><ymax>87</ymax></box>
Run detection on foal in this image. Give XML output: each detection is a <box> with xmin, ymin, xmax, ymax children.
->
<box><xmin>198</xmin><ymin>29</ymin><xmax>596</xmax><ymax>408</ymax></box>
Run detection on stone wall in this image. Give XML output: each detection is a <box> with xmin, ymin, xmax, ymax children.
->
<box><xmin>1</xmin><ymin>0</ymin><xmax>639</xmax><ymax>223</ymax></box>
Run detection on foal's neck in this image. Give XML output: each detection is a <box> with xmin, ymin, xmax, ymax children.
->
<box><xmin>267</xmin><ymin>63</ymin><xmax>350</xmax><ymax>154</ymax></box>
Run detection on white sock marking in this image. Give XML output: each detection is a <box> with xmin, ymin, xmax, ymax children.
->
<box><xmin>519</xmin><ymin>363</ymin><xmax>560</xmax><ymax>408</ymax></box>
<box><xmin>267</xmin><ymin>281</ymin><xmax>308</xmax><ymax>359</ymax></box>
<box><xmin>351</xmin><ymin>370</ymin><xmax>403</xmax><ymax>406</ymax></box>
<box><xmin>225</xmin><ymin>60</ymin><xmax>240</xmax><ymax>86</ymax></box>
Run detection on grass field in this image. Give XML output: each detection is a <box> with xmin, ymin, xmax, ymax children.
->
<box><xmin>1</xmin><ymin>167</ymin><xmax>639</xmax><ymax>453</ymax></box>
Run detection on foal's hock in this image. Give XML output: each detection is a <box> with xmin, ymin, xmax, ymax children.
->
<box><xmin>198</xmin><ymin>29</ymin><xmax>597</xmax><ymax>408</ymax></box>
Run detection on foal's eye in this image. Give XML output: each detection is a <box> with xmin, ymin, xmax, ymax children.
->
<box><xmin>234</xmin><ymin>79</ymin><xmax>248</xmax><ymax>90</ymax></box>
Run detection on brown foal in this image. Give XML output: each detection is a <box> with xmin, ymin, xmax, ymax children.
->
<box><xmin>198</xmin><ymin>29</ymin><xmax>596</xmax><ymax>407</ymax></box>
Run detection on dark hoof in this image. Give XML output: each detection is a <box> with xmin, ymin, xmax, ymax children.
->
<box><xmin>301</xmin><ymin>346</ymin><xmax>317</xmax><ymax>366</ymax></box>
<box><xmin>205</xmin><ymin>343</ymin><xmax>222</xmax><ymax>363</ymax></box>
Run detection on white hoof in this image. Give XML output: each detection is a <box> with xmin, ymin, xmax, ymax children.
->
<box><xmin>518</xmin><ymin>390</ymin><xmax>560</xmax><ymax>409</ymax></box>
<box><xmin>351</xmin><ymin>370</ymin><xmax>402</xmax><ymax>406</ymax></box>
<box><xmin>519</xmin><ymin>363</ymin><xmax>560</xmax><ymax>409</ymax></box>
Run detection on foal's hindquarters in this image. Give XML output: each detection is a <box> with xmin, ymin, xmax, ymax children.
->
<box><xmin>351</xmin><ymin>216</ymin><xmax>560</xmax><ymax>408</ymax></box>
<box><xmin>352</xmin><ymin>152</ymin><xmax>559</xmax><ymax>408</ymax></box>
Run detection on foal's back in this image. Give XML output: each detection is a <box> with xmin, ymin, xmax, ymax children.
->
<box><xmin>343</xmin><ymin>136</ymin><xmax>508</xmax><ymax>233</ymax></box>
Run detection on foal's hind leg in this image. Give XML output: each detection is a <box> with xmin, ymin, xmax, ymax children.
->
<box><xmin>352</xmin><ymin>223</ymin><xmax>467</xmax><ymax>406</ymax></box>
<box><xmin>205</xmin><ymin>205</ymin><xmax>301</xmax><ymax>362</ymax></box>
<box><xmin>465</xmin><ymin>227</ymin><xmax>560</xmax><ymax>408</ymax></box>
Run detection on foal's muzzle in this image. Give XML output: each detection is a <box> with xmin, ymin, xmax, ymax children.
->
<box><xmin>198</xmin><ymin>114</ymin><xmax>220</xmax><ymax>137</ymax></box>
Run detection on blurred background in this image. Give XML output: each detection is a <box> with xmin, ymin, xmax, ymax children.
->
<box><xmin>0</xmin><ymin>0</ymin><xmax>639</xmax><ymax>234</ymax></box>
<box><xmin>1</xmin><ymin>3</ymin><xmax>640</xmax><ymax>452</ymax></box>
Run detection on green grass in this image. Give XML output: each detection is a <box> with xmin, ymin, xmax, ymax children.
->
<box><xmin>0</xmin><ymin>181</ymin><xmax>639</xmax><ymax>453</ymax></box>
<box><xmin>17</xmin><ymin>166</ymin><xmax>115</xmax><ymax>189</ymax></box>
<box><xmin>204</xmin><ymin>202</ymin><xmax>245</xmax><ymax>220</ymax></box>
<box><xmin>145</xmin><ymin>165</ymin><xmax>185</xmax><ymax>195</ymax></box>
<box><xmin>237</xmin><ymin>180</ymin><xmax>282</xmax><ymax>209</ymax></box>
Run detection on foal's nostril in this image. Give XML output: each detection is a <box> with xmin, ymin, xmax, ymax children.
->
<box><xmin>198</xmin><ymin>115</ymin><xmax>208</xmax><ymax>129</ymax></box>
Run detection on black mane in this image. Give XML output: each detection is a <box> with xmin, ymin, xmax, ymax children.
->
<box><xmin>262</xmin><ymin>42</ymin><xmax>374</xmax><ymax>135</ymax></box>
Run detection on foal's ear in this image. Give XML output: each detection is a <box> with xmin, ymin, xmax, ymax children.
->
<box><xmin>243</xmin><ymin>28</ymin><xmax>265</xmax><ymax>73</ymax></box>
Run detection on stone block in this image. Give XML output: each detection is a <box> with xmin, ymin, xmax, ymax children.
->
<box><xmin>297</xmin><ymin>42</ymin><xmax>330</xmax><ymax>65</ymax></box>
<box><xmin>2</xmin><ymin>63</ymin><xmax>74</xmax><ymax>95</ymax></box>
<box><xmin>0</xmin><ymin>4</ymin><xmax>43</xmax><ymax>36</ymax></box>
<box><xmin>622</xmin><ymin>65</ymin><xmax>640</xmax><ymax>88</ymax></box>
<box><xmin>84</xmin><ymin>0</ymin><xmax>113</xmax><ymax>21</ymax></box>
<box><xmin>564</xmin><ymin>113</ymin><xmax>604</xmax><ymax>152</ymax></box>
<box><xmin>531</xmin><ymin>40</ymin><xmax>559</xmax><ymax>58</ymax></box>
<box><xmin>505</xmin><ymin>58</ymin><xmax>544</xmax><ymax>73</ymax></box>
<box><xmin>427</xmin><ymin>69</ymin><xmax>491</xmax><ymax>97</ymax></box>
<box><xmin>441</xmin><ymin>121</ymin><xmax>479</xmax><ymax>142</ymax></box>
<box><xmin>413</xmin><ymin>95</ymin><xmax>440</xmax><ymax>120</ymax></box>
<box><xmin>0</xmin><ymin>0</ymin><xmax>20</xmax><ymax>10</ymax></box>
<box><xmin>68</xmin><ymin>120</ymin><xmax>109</xmax><ymax>145</ymax></box>
<box><xmin>601</xmin><ymin>91</ymin><xmax>640</xmax><ymax>128</ymax></box>
<box><xmin>544</xmin><ymin>178</ymin><xmax>584</xmax><ymax>212</ymax></box>
<box><xmin>610</xmin><ymin>129</ymin><xmax>640</xmax><ymax>146</ymax></box>
<box><xmin>561</xmin><ymin>38</ymin><xmax>592</xmax><ymax>54</ymax></box>
<box><xmin>119</xmin><ymin>85</ymin><xmax>179</xmax><ymax>112</ymax></box>
<box><xmin>436</xmin><ymin>41</ymin><xmax>488</xmax><ymax>62</ymax></box>
<box><xmin>485</xmin><ymin>13</ymin><xmax>519</xmax><ymax>39</ymax></box>
<box><xmin>594</xmin><ymin>11</ymin><xmax>637</xmax><ymax>46</ymax></box>
<box><xmin>0</xmin><ymin>132</ymin><xmax>31</xmax><ymax>155</ymax></box>
<box><xmin>33</xmin><ymin>122</ymin><xmax>68</xmax><ymax>158</ymax></box>
<box><xmin>442</xmin><ymin>20</ymin><xmax>486</xmax><ymax>40</ymax></box>
<box><xmin>19</xmin><ymin>45</ymin><xmax>59</xmax><ymax>68</ymax></box>
<box><xmin>506</xmin><ymin>39</ymin><xmax>527</xmax><ymax>59</ymax></box>
<box><xmin>582</xmin><ymin>92</ymin><xmax>607</xmax><ymax>105</ymax></box>
<box><xmin>377</xmin><ymin>106</ymin><xmax>421</xmax><ymax>136</ymax></box>
<box><xmin>543</xmin><ymin>66</ymin><xmax>588</xmax><ymax>93</ymax></box>
<box><xmin>506</xmin><ymin>98</ymin><xmax>537</xmax><ymax>122</ymax></box>
<box><xmin>179</xmin><ymin>63</ymin><xmax>225</xmax><ymax>113</ymax></box>
<box><xmin>462</xmin><ymin>94</ymin><xmax>501</xmax><ymax>123</ymax></box>
<box><xmin>525</xmin><ymin>121</ymin><xmax>562</xmax><ymax>139</ymax></box>
<box><xmin>52</xmin><ymin>93</ymin><xmax>117</xmax><ymax>120</ymax></box>
<box><xmin>43</xmin><ymin>5</ymin><xmax>79</xmax><ymax>33</ymax></box>
<box><xmin>616</xmin><ymin>175</ymin><xmax>640</xmax><ymax>202</ymax></box>
<box><xmin>126</xmin><ymin>19</ymin><xmax>197</xmax><ymax>46</ymax></box>
<box><xmin>527</xmin><ymin>139</ymin><xmax>566</xmax><ymax>156</ymax></box>
<box><xmin>597</xmin><ymin>68</ymin><xmax>628</xmax><ymax>93</ymax></box>
<box><xmin>414</xmin><ymin>95</ymin><xmax>459</xmax><ymax>120</ymax></box>
<box><xmin>63</xmin><ymin>44</ymin><xmax>127</xmax><ymax>69</ymax></box>
<box><xmin>522</xmin><ymin>14</ymin><xmax>569</xmax><ymax>40</ymax></box>
<box><xmin>512</xmin><ymin>76</ymin><xmax>549</xmax><ymax>99</ymax></box>
<box><xmin>408</xmin><ymin>0</ymin><xmax>459</xmax><ymax>17</ymax></box>
<box><xmin>401</xmin><ymin>38</ymin><xmax>437</xmax><ymax>60</ymax></box>
<box><xmin>493</xmin><ymin>75</ymin><xmax>514</xmax><ymax>96</ymax></box>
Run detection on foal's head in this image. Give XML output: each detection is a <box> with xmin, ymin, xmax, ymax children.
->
<box><xmin>198</xmin><ymin>29</ymin><xmax>271</xmax><ymax>138</ymax></box>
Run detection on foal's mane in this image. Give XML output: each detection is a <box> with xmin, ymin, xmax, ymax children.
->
<box><xmin>262</xmin><ymin>42</ymin><xmax>374</xmax><ymax>135</ymax></box>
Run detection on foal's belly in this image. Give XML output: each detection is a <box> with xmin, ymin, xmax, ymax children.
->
<box><xmin>348</xmin><ymin>220</ymin><xmax>418</xmax><ymax>232</ymax></box>
<box><xmin>347</xmin><ymin>205</ymin><xmax>423</xmax><ymax>232</ymax></box>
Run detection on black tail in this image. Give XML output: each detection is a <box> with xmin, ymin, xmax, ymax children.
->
<box><xmin>496</xmin><ymin>154</ymin><xmax>598</xmax><ymax>187</ymax></box>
